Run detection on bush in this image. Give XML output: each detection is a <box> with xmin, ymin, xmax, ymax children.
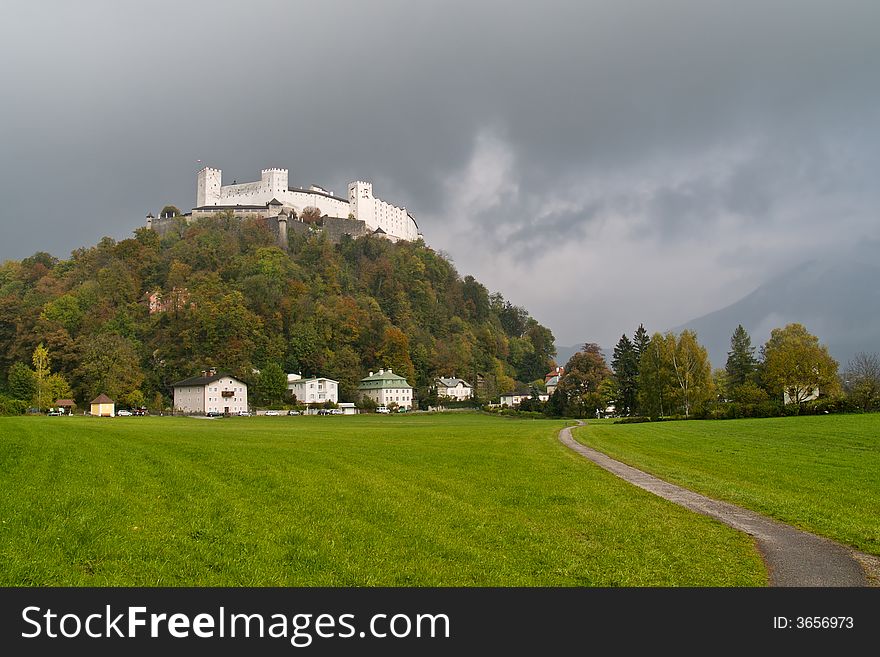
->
<box><xmin>614</xmin><ymin>416</ymin><xmax>652</xmax><ymax>424</ymax></box>
<box><xmin>0</xmin><ymin>394</ymin><xmax>28</xmax><ymax>416</ymax></box>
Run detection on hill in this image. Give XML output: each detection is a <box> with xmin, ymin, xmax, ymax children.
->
<box><xmin>674</xmin><ymin>253</ymin><xmax>880</xmax><ymax>368</ymax></box>
<box><xmin>0</xmin><ymin>215</ymin><xmax>556</xmax><ymax>408</ymax></box>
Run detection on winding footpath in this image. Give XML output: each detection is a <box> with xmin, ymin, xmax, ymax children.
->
<box><xmin>559</xmin><ymin>422</ymin><xmax>874</xmax><ymax>587</ymax></box>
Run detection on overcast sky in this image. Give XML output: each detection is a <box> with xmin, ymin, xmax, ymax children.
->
<box><xmin>1</xmin><ymin>0</ymin><xmax>878</xmax><ymax>349</ymax></box>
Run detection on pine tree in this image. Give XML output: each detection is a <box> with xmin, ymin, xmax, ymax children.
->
<box><xmin>725</xmin><ymin>325</ymin><xmax>757</xmax><ymax>389</ymax></box>
<box><xmin>632</xmin><ymin>324</ymin><xmax>650</xmax><ymax>414</ymax></box>
<box><xmin>611</xmin><ymin>334</ymin><xmax>638</xmax><ymax>416</ymax></box>
<box><xmin>633</xmin><ymin>324</ymin><xmax>650</xmax><ymax>361</ymax></box>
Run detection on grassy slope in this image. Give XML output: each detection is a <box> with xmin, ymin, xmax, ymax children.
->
<box><xmin>575</xmin><ymin>415</ymin><xmax>880</xmax><ymax>555</ymax></box>
<box><xmin>0</xmin><ymin>414</ymin><xmax>765</xmax><ymax>586</ymax></box>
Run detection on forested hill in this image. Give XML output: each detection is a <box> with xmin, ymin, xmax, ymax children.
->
<box><xmin>0</xmin><ymin>216</ymin><xmax>556</xmax><ymax>409</ymax></box>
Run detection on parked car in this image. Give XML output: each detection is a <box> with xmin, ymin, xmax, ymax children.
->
<box><xmin>397</xmin><ymin>407</ymin><xmax>408</xmax><ymax>413</ymax></box>
<box><xmin>375</xmin><ymin>406</ymin><xmax>390</xmax><ymax>414</ymax></box>
<box><xmin>265</xmin><ymin>410</ymin><xmax>280</xmax><ymax>416</ymax></box>
<box><xmin>206</xmin><ymin>411</ymin><xmax>223</xmax><ymax>417</ymax></box>
<box><xmin>330</xmin><ymin>408</ymin><xmax>344</xmax><ymax>415</ymax></box>
<box><xmin>287</xmin><ymin>410</ymin><xmax>301</xmax><ymax>415</ymax></box>
<box><xmin>47</xmin><ymin>410</ymin><xmax>64</xmax><ymax>416</ymax></box>
<box><xmin>134</xmin><ymin>407</ymin><xmax>149</xmax><ymax>416</ymax></box>
<box><xmin>117</xmin><ymin>409</ymin><xmax>133</xmax><ymax>416</ymax></box>
<box><xmin>238</xmin><ymin>410</ymin><xmax>251</xmax><ymax>416</ymax></box>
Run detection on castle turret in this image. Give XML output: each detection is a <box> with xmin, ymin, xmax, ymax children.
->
<box><xmin>146</xmin><ymin>213</ymin><xmax>154</xmax><ymax>230</ymax></box>
<box><xmin>261</xmin><ymin>168</ymin><xmax>289</xmax><ymax>197</ymax></box>
<box><xmin>277</xmin><ymin>209</ymin><xmax>289</xmax><ymax>252</ymax></box>
<box><xmin>196</xmin><ymin>167</ymin><xmax>222</xmax><ymax>207</ymax></box>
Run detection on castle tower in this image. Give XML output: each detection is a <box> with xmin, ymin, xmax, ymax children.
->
<box><xmin>348</xmin><ymin>180</ymin><xmax>375</xmax><ymax>227</ymax></box>
<box><xmin>277</xmin><ymin>210</ymin><xmax>289</xmax><ymax>252</ymax></box>
<box><xmin>261</xmin><ymin>168</ymin><xmax>289</xmax><ymax>197</ymax></box>
<box><xmin>196</xmin><ymin>167</ymin><xmax>222</xmax><ymax>207</ymax></box>
<box><xmin>146</xmin><ymin>213</ymin><xmax>154</xmax><ymax>230</ymax></box>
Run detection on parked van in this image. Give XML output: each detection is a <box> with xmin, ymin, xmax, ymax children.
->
<box><xmin>376</xmin><ymin>406</ymin><xmax>390</xmax><ymax>414</ymax></box>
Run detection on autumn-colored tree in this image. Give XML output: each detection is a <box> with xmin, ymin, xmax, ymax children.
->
<box><xmin>300</xmin><ymin>207</ymin><xmax>322</xmax><ymax>224</ymax></box>
<box><xmin>32</xmin><ymin>343</ymin><xmax>50</xmax><ymax>410</ymax></box>
<box><xmin>376</xmin><ymin>326</ymin><xmax>416</xmax><ymax>385</ymax></box>
<box><xmin>762</xmin><ymin>323</ymin><xmax>839</xmax><ymax>405</ymax></box>
<box><xmin>669</xmin><ymin>330</ymin><xmax>714</xmax><ymax>418</ymax></box>
<box><xmin>638</xmin><ymin>333</ymin><xmax>675</xmax><ymax>419</ymax></box>
<box><xmin>557</xmin><ymin>343</ymin><xmax>611</xmax><ymax>418</ymax></box>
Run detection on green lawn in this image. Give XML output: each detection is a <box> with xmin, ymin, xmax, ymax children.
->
<box><xmin>574</xmin><ymin>415</ymin><xmax>880</xmax><ymax>555</ymax></box>
<box><xmin>0</xmin><ymin>413</ymin><xmax>765</xmax><ymax>586</ymax></box>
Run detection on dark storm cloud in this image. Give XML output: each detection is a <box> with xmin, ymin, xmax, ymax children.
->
<box><xmin>1</xmin><ymin>0</ymin><xmax>878</xmax><ymax>346</ymax></box>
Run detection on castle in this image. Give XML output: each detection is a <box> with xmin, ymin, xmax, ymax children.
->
<box><xmin>146</xmin><ymin>166</ymin><xmax>422</xmax><ymax>249</ymax></box>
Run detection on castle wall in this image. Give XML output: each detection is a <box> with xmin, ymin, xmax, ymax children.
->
<box><xmin>190</xmin><ymin>167</ymin><xmax>420</xmax><ymax>243</ymax></box>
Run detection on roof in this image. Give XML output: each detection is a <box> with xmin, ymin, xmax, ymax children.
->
<box><xmin>268</xmin><ymin>198</ymin><xmax>283</xmax><ymax>206</ymax></box>
<box><xmin>192</xmin><ymin>204</ymin><xmax>270</xmax><ymax>211</ymax></box>
<box><xmin>90</xmin><ymin>394</ymin><xmax>115</xmax><ymax>404</ymax></box>
<box><xmin>55</xmin><ymin>399</ymin><xmax>76</xmax><ymax>406</ymax></box>
<box><xmin>171</xmin><ymin>372</ymin><xmax>244</xmax><ymax>388</ymax></box>
<box><xmin>358</xmin><ymin>369</ymin><xmax>412</xmax><ymax>388</ymax></box>
<box><xmin>288</xmin><ymin>377</ymin><xmax>339</xmax><ymax>385</ymax></box>
<box><xmin>436</xmin><ymin>377</ymin><xmax>472</xmax><ymax>388</ymax></box>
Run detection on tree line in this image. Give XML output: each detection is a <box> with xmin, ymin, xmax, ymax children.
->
<box><xmin>527</xmin><ymin>323</ymin><xmax>880</xmax><ymax>420</ymax></box>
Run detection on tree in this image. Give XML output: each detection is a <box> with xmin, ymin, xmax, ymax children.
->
<box><xmin>160</xmin><ymin>205</ymin><xmax>181</xmax><ymax>218</ymax></box>
<box><xmin>45</xmin><ymin>373</ymin><xmax>73</xmax><ymax>406</ymax></box>
<box><xmin>556</xmin><ymin>343</ymin><xmax>611</xmax><ymax>417</ymax></box>
<box><xmin>75</xmin><ymin>333</ymin><xmax>145</xmax><ymax>404</ymax></box>
<box><xmin>6</xmin><ymin>362</ymin><xmax>36</xmax><ymax>402</ymax></box>
<box><xmin>631</xmin><ymin>323</ymin><xmax>651</xmax><ymax>414</ymax></box>
<box><xmin>638</xmin><ymin>333</ymin><xmax>675</xmax><ymax>420</ymax></box>
<box><xmin>725</xmin><ymin>325</ymin><xmax>757</xmax><ymax>388</ymax></box>
<box><xmin>669</xmin><ymin>330</ymin><xmax>714</xmax><ymax>418</ymax></box>
<box><xmin>301</xmin><ymin>207</ymin><xmax>322</xmax><ymax>224</ymax></box>
<box><xmin>32</xmin><ymin>343</ymin><xmax>50</xmax><ymax>410</ymax></box>
<box><xmin>632</xmin><ymin>324</ymin><xmax>650</xmax><ymax>361</ymax></box>
<box><xmin>843</xmin><ymin>352</ymin><xmax>880</xmax><ymax>412</ymax></box>
<box><xmin>762</xmin><ymin>323</ymin><xmax>839</xmax><ymax>406</ymax></box>
<box><xmin>255</xmin><ymin>362</ymin><xmax>287</xmax><ymax>406</ymax></box>
<box><xmin>611</xmin><ymin>334</ymin><xmax>638</xmax><ymax>416</ymax></box>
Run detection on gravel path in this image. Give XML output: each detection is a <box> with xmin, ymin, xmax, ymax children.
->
<box><xmin>559</xmin><ymin>422</ymin><xmax>871</xmax><ymax>587</ymax></box>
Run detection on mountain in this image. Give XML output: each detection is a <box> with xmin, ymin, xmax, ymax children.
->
<box><xmin>674</xmin><ymin>254</ymin><xmax>880</xmax><ymax>369</ymax></box>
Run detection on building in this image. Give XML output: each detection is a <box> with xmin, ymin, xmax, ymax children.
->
<box><xmin>358</xmin><ymin>368</ymin><xmax>414</xmax><ymax>410</ymax></box>
<box><xmin>783</xmin><ymin>386</ymin><xmax>821</xmax><ymax>405</ymax></box>
<box><xmin>287</xmin><ymin>374</ymin><xmax>339</xmax><ymax>405</ymax></box>
<box><xmin>500</xmin><ymin>393</ymin><xmax>549</xmax><ymax>407</ymax></box>
<box><xmin>147</xmin><ymin>166</ymin><xmax>421</xmax><ymax>247</ymax></box>
<box><xmin>90</xmin><ymin>394</ymin><xmax>115</xmax><ymax>417</ymax></box>
<box><xmin>545</xmin><ymin>367</ymin><xmax>564</xmax><ymax>395</ymax></box>
<box><xmin>435</xmin><ymin>377</ymin><xmax>473</xmax><ymax>401</ymax></box>
<box><xmin>147</xmin><ymin>288</ymin><xmax>190</xmax><ymax>314</ymax></box>
<box><xmin>55</xmin><ymin>399</ymin><xmax>76</xmax><ymax>414</ymax></box>
<box><xmin>172</xmin><ymin>370</ymin><xmax>248</xmax><ymax>415</ymax></box>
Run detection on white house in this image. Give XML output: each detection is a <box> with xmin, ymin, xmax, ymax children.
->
<box><xmin>287</xmin><ymin>374</ymin><xmax>339</xmax><ymax>405</ymax></box>
<box><xmin>172</xmin><ymin>370</ymin><xmax>248</xmax><ymax>415</ymax></box>
<box><xmin>435</xmin><ymin>377</ymin><xmax>473</xmax><ymax>401</ymax></box>
<box><xmin>500</xmin><ymin>393</ymin><xmax>549</xmax><ymax>407</ymax></box>
<box><xmin>358</xmin><ymin>368</ymin><xmax>414</xmax><ymax>409</ymax></box>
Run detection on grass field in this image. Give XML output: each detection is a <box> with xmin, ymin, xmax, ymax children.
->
<box><xmin>0</xmin><ymin>413</ymin><xmax>766</xmax><ymax>586</ymax></box>
<box><xmin>574</xmin><ymin>415</ymin><xmax>880</xmax><ymax>556</ymax></box>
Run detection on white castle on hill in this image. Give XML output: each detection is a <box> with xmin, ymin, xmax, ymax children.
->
<box><xmin>192</xmin><ymin>166</ymin><xmax>420</xmax><ymax>242</ymax></box>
